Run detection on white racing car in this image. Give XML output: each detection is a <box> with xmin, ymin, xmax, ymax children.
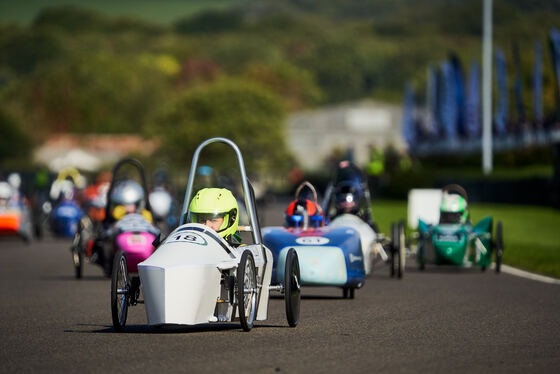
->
<box><xmin>111</xmin><ymin>137</ymin><xmax>301</xmax><ymax>332</ymax></box>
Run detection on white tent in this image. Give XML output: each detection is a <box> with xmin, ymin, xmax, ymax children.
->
<box><xmin>47</xmin><ymin>149</ymin><xmax>103</xmax><ymax>172</ymax></box>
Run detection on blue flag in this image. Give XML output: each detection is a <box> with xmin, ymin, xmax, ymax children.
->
<box><xmin>450</xmin><ymin>55</ymin><xmax>466</xmax><ymax>137</ymax></box>
<box><xmin>513</xmin><ymin>43</ymin><xmax>525</xmax><ymax>125</ymax></box>
<box><xmin>549</xmin><ymin>28</ymin><xmax>560</xmax><ymax>119</ymax></box>
<box><xmin>439</xmin><ymin>60</ymin><xmax>458</xmax><ymax>141</ymax></box>
<box><xmin>402</xmin><ymin>83</ymin><xmax>416</xmax><ymax>148</ymax></box>
<box><xmin>549</xmin><ymin>29</ymin><xmax>560</xmax><ymax>91</ymax></box>
<box><xmin>465</xmin><ymin>61</ymin><xmax>481</xmax><ymax>138</ymax></box>
<box><xmin>494</xmin><ymin>49</ymin><xmax>508</xmax><ymax>136</ymax></box>
<box><xmin>534</xmin><ymin>40</ymin><xmax>543</xmax><ymax>124</ymax></box>
<box><xmin>426</xmin><ymin>66</ymin><xmax>439</xmax><ymax>137</ymax></box>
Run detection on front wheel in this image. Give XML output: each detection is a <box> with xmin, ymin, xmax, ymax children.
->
<box><xmin>71</xmin><ymin>242</ymin><xmax>83</xmax><ymax>279</ymax></box>
<box><xmin>284</xmin><ymin>248</ymin><xmax>301</xmax><ymax>327</ymax></box>
<box><xmin>237</xmin><ymin>251</ymin><xmax>257</xmax><ymax>332</ymax></box>
<box><xmin>342</xmin><ymin>287</ymin><xmax>355</xmax><ymax>299</ymax></box>
<box><xmin>390</xmin><ymin>223</ymin><xmax>402</xmax><ymax>278</ymax></box>
<box><xmin>111</xmin><ymin>250</ymin><xmax>129</xmax><ymax>332</ymax></box>
<box><xmin>495</xmin><ymin>221</ymin><xmax>504</xmax><ymax>273</ymax></box>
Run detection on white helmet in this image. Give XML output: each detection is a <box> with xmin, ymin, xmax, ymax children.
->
<box><xmin>149</xmin><ymin>187</ymin><xmax>172</xmax><ymax>218</ymax></box>
<box><xmin>0</xmin><ymin>182</ymin><xmax>13</xmax><ymax>199</ymax></box>
<box><xmin>59</xmin><ymin>180</ymin><xmax>75</xmax><ymax>200</ymax></box>
<box><xmin>111</xmin><ymin>180</ymin><xmax>145</xmax><ymax>208</ymax></box>
<box><xmin>7</xmin><ymin>173</ymin><xmax>21</xmax><ymax>190</ymax></box>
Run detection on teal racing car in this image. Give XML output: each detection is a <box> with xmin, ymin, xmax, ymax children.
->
<box><xmin>416</xmin><ymin>184</ymin><xmax>504</xmax><ymax>272</ymax></box>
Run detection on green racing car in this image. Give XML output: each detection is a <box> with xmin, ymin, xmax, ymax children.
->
<box><xmin>416</xmin><ymin>184</ymin><xmax>504</xmax><ymax>272</ymax></box>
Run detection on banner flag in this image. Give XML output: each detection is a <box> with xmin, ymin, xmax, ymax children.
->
<box><xmin>402</xmin><ymin>83</ymin><xmax>416</xmax><ymax>148</ymax></box>
<box><xmin>548</xmin><ymin>28</ymin><xmax>560</xmax><ymax>119</ymax></box>
<box><xmin>513</xmin><ymin>42</ymin><xmax>526</xmax><ymax>126</ymax></box>
<box><xmin>533</xmin><ymin>40</ymin><xmax>543</xmax><ymax>125</ymax></box>
<box><xmin>534</xmin><ymin>40</ymin><xmax>543</xmax><ymax>124</ymax></box>
<box><xmin>465</xmin><ymin>61</ymin><xmax>481</xmax><ymax>138</ymax></box>
<box><xmin>426</xmin><ymin>66</ymin><xmax>439</xmax><ymax>137</ymax></box>
<box><xmin>450</xmin><ymin>55</ymin><xmax>466</xmax><ymax>137</ymax></box>
<box><xmin>494</xmin><ymin>49</ymin><xmax>508</xmax><ymax>136</ymax></box>
<box><xmin>439</xmin><ymin>60</ymin><xmax>458</xmax><ymax>141</ymax></box>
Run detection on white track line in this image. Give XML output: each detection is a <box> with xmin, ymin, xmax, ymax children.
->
<box><xmin>491</xmin><ymin>263</ymin><xmax>560</xmax><ymax>285</ymax></box>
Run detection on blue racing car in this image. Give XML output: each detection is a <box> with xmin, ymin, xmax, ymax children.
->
<box><xmin>262</xmin><ymin>182</ymin><xmax>370</xmax><ymax>298</ymax></box>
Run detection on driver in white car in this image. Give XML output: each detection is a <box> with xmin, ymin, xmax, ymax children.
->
<box><xmin>186</xmin><ymin>188</ymin><xmax>240</xmax><ymax>245</ymax></box>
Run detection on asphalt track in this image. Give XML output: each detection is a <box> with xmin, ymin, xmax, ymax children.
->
<box><xmin>1</xmin><ymin>204</ymin><xmax>559</xmax><ymax>373</ymax></box>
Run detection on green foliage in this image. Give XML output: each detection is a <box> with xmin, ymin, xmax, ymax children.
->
<box><xmin>0</xmin><ymin>106</ymin><xmax>32</xmax><ymax>162</ymax></box>
<box><xmin>154</xmin><ymin>78</ymin><xmax>291</xmax><ymax>175</ymax></box>
<box><xmin>174</xmin><ymin>9</ymin><xmax>242</xmax><ymax>34</ymax></box>
<box><xmin>0</xmin><ymin>25</ymin><xmax>63</xmax><ymax>75</ymax></box>
<box><xmin>295</xmin><ymin>39</ymin><xmax>369</xmax><ymax>103</ymax></box>
<box><xmin>15</xmin><ymin>52</ymin><xmax>172</xmax><ymax>134</ymax></box>
<box><xmin>206</xmin><ymin>35</ymin><xmax>283</xmax><ymax>74</ymax></box>
<box><xmin>242</xmin><ymin>62</ymin><xmax>322</xmax><ymax>109</ymax></box>
<box><xmin>32</xmin><ymin>5</ymin><xmax>108</xmax><ymax>33</ymax></box>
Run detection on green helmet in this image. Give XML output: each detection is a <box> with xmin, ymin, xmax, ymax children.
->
<box><xmin>187</xmin><ymin>188</ymin><xmax>239</xmax><ymax>238</ymax></box>
<box><xmin>440</xmin><ymin>192</ymin><xmax>468</xmax><ymax>224</ymax></box>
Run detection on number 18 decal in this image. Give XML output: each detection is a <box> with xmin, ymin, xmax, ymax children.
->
<box><xmin>167</xmin><ymin>232</ymin><xmax>208</xmax><ymax>246</ymax></box>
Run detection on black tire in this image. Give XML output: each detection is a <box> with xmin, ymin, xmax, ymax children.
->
<box><xmin>418</xmin><ymin>233</ymin><xmax>426</xmax><ymax>271</ymax></box>
<box><xmin>284</xmin><ymin>248</ymin><xmax>301</xmax><ymax>327</ymax></box>
<box><xmin>495</xmin><ymin>221</ymin><xmax>504</xmax><ymax>273</ymax></box>
<box><xmin>71</xmin><ymin>243</ymin><xmax>83</xmax><ymax>279</ymax></box>
<box><xmin>111</xmin><ymin>250</ymin><xmax>129</xmax><ymax>332</ymax></box>
<box><xmin>34</xmin><ymin>221</ymin><xmax>42</xmax><ymax>240</ymax></box>
<box><xmin>342</xmin><ymin>287</ymin><xmax>348</xmax><ymax>299</ymax></box>
<box><xmin>348</xmin><ymin>287</ymin><xmax>355</xmax><ymax>299</ymax></box>
<box><xmin>390</xmin><ymin>223</ymin><xmax>398</xmax><ymax>277</ymax></box>
<box><xmin>102</xmin><ymin>246</ymin><xmax>113</xmax><ymax>278</ymax></box>
<box><xmin>21</xmin><ymin>234</ymin><xmax>30</xmax><ymax>244</ymax></box>
<box><xmin>237</xmin><ymin>251</ymin><xmax>257</xmax><ymax>332</ymax></box>
<box><xmin>397</xmin><ymin>221</ymin><xmax>406</xmax><ymax>278</ymax></box>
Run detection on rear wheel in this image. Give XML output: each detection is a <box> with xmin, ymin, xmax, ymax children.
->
<box><xmin>237</xmin><ymin>251</ymin><xmax>257</xmax><ymax>332</ymax></box>
<box><xmin>111</xmin><ymin>250</ymin><xmax>129</xmax><ymax>332</ymax></box>
<box><xmin>495</xmin><ymin>221</ymin><xmax>504</xmax><ymax>273</ymax></box>
<box><xmin>284</xmin><ymin>248</ymin><xmax>301</xmax><ymax>327</ymax></box>
<box><xmin>398</xmin><ymin>221</ymin><xmax>406</xmax><ymax>278</ymax></box>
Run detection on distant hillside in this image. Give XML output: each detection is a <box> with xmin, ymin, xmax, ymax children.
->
<box><xmin>0</xmin><ymin>0</ymin><xmax>248</xmax><ymax>25</ymax></box>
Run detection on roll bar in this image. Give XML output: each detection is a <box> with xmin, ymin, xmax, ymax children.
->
<box><xmin>442</xmin><ymin>184</ymin><xmax>469</xmax><ymax>202</ymax></box>
<box><xmin>179</xmin><ymin>137</ymin><xmax>262</xmax><ymax>245</ymax></box>
<box><xmin>294</xmin><ymin>181</ymin><xmax>319</xmax><ymax>204</ymax></box>
<box><xmin>104</xmin><ymin>157</ymin><xmax>151</xmax><ymax>224</ymax></box>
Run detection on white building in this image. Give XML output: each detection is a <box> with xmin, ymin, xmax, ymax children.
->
<box><xmin>286</xmin><ymin>100</ymin><xmax>404</xmax><ymax>170</ymax></box>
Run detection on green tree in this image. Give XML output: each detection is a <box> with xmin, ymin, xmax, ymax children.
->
<box><xmin>154</xmin><ymin>79</ymin><xmax>291</xmax><ymax>175</ymax></box>
<box><xmin>32</xmin><ymin>6</ymin><xmax>109</xmax><ymax>33</ymax></box>
<box><xmin>0</xmin><ymin>105</ymin><xmax>32</xmax><ymax>163</ymax></box>
<box><xmin>174</xmin><ymin>9</ymin><xmax>243</xmax><ymax>34</ymax></box>
<box><xmin>296</xmin><ymin>39</ymin><xmax>368</xmax><ymax>103</ymax></box>
<box><xmin>0</xmin><ymin>25</ymin><xmax>63</xmax><ymax>75</ymax></box>
<box><xmin>242</xmin><ymin>62</ymin><xmax>322</xmax><ymax>109</ymax></box>
<box><xmin>16</xmin><ymin>52</ymin><xmax>172</xmax><ymax>134</ymax></box>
